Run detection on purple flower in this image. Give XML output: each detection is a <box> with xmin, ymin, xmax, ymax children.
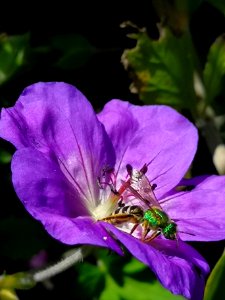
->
<box><xmin>1</xmin><ymin>82</ymin><xmax>225</xmax><ymax>299</ymax></box>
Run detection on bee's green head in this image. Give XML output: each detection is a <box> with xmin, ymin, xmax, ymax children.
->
<box><xmin>163</xmin><ymin>222</ymin><xmax>177</xmax><ymax>240</ymax></box>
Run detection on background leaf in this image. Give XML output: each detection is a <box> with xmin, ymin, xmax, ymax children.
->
<box><xmin>0</xmin><ymin>149</ymin><xmax>11</xmax><ymax>164</ymax></box>
<box><xmin>206</xmin><ymin>0</ymin><xmax>225</xmax><ymax>16</ymax></box>
<box><xmin>0</xmin><ymin>34</ymin><xmax>29</xmax><ymax>85</ymax></box>
<box><xmin>122</xmin><ymin>28</ymin><xmax>196</xmax><ymax>110</ymax></box>
<box><xmin>76</xmin><ymin>250</ymin><xmax>184</xmax><ymax>300</ymax></box>
<box><xmin>51</xmin><ymin>34</ymin><xmax>96</xmax><ymax>70</ymax></box>
<box><xmin>203</xmin><ymin>35</ymin><xmax>225</xmax><ymax>105</ymax></box>
<box><xmin>204</xmin><ymin>250</ymin><xmax>225</xmax><ymax>300</ymax></box>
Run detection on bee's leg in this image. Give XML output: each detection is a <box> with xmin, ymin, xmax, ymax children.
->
<box><xmin>144</xmin><ymin>230</ymin><xmax>161</xmax><ymax>243</ymax></box>
<box><xmin>141</xmin><ymin>221</ymin><xmax>150</xmax><ymax>241</ymax></box>
<box><xmin>130</xmin><ymin>223</ymin><xmax>139</xmax><ymax>235</ymax></box>
<box><xmin>101</xmin><ymin>214</ymin><xmax>134</xmax><ymax>225</ymax></box>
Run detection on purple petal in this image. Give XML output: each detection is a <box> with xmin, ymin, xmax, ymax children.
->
<box><xmin>180</xmin><ymin>174</ymin><xmax>225</xmax><ymax>190</ymax></box>
<box><xmin>102</xmin><ymin>223</ymin><xmax>207</xmax><ymax>300</ymax></box>
<box><xmin>11</xmin><ymin>148</ymin><xmax>87</xmax><ymax>217</ymax></box>
<box><xmin>162</xmin><ymin>184</ymin><xmax>225</xmax><ymax>241</ymax></box>
<box><xmin>98</xmin><ymin>101</ymin><xmax>198</xmax><ymax>198</ymax></box>
<box><xmin>11</xmin><ymin>148</ymin><xmax>123</xmax><ymax>254</ymax></box>
<box><xmin>33</xmin><ymin>212</ymin><xmax>123</xmax><ymax>254</ymax></box>
<box><xmin>42</xmin><ymin>214</ymin><xmax>124</xmax><ymax>254</ymax></box>
<box><xmin>152</xmin><ymin>239</ymin><xmax>209</xmax><ymax>275</ymax></box>
<box><xmin>1</xmin><ymin>82</ymin><xmax>115</xmax><ymax>206</ymax></box>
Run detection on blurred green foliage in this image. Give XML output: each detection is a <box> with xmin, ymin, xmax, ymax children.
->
<box><xmin>204</xmin><ymin>251</ymin><xmax>225</xmax><ymax>300</ymax></box>
<box><xmin>76</xmin><ymin>249</ymin><xmax>184</xmax><ymax>300</ymax></box>
<box><xmin>121</xmin><ymin>0</ymin><xmax>225</xmax><ymax>120</ymax></box>
<box><xmin>203</xmin><ymin>35</ymin><xmax>225</xmax><ymax>105</ymax></box>
<box><xmin>0</xmin><ymin>34</ymin><xmax>29</xmax><ymax>85</ymax></box>
<box><xmin>50</xmin><ymin>34</ymin><xmax>96</xmax><ymax>70</ymax></box>
<box><xmin>0</xmin><ymin>149</ymin><xmax>11</xmax><ymax>164</ymax></box>
<box><xmin>206</xmin><ymin>0</ymin><xmax>225</xmax><ymax>16</ymax></box>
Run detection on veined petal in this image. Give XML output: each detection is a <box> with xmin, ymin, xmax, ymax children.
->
<box><xmin>180</xmin><ymin>174</ymin><xmax>225</xmax><ymax>191</ymax></box>
<box><xmin>29</xmin><ymin>212</ymin><xmax>123</xmax><ymax>254</ymax></box>
<box><xmin>102</xmin><ymin>223</ymin><xmax>207</xmax><ymax>300</ymax></box>
<box><xmin>1</xmin><ymin>82</ymin><xmax>115</xmax><ymax>209</ymax></box>
<box><xmin>11</xmin><ymin>148</ymin><xmax>123</xmax><ymax>254</ymax></box>
<box><xmin>152</xmin><ymin>239</ymin><xmax>209</xmax><ymax>275</ymax></box>
<box><xmin>98</xmin><ymin>101</ymin><xmax>198</xmax><ymax>199</ymax></box>
<box><xmin>162</xmin><ymin>186</ymin><xmax>225</xmax><ymax>241</ymax></box>
<box><xmin>11</xmin><ymin>148</ymin><xmax>87</xmax><ymax>218</ymax></box>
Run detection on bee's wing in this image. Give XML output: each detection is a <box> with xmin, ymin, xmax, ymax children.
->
<box><xmin>129</xmin><ymin>168</ymin><xmax>162</xmax><ymax>209</ymax></box>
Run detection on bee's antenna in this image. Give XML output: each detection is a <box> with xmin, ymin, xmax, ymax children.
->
<box><xmin>140</xmin><ymin>164</ymin><xmax>148</xmax><ymax>174</ymax></box>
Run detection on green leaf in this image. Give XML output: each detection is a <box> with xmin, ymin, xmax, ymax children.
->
<box><xmin>0</xmin><ymin>34</ymin><xmax>29</xmax><ymax>85</ymax></box>
<box><xmin>152</xmin><ymin>0</ymin><xmax>204</xmax><ymax>35</ymax></box>
<box><xmin>123</xmin><ymin>257</ymin><xmax>146</xmax><ymax>274</ymax></box>
<box><xmin>0</xmin><ymin>273</ymin><xmax>35</xmax><ymax>290</ymax></box>
<box><xmin>186</xmin><ymin>0</ymin><xmax>204</xmax><ymax>13</ymax></box>
<box><xmin>99</xmin><ymin>253</ymin><xmax>184</xmax><ymax>300</ymax></box>
<box><xmin>0</xmin><ymin>289</ymin><xmax>18</xmax><ymax>300</ymax></box>
<box><xmin>204</xmin><ymin>250</ymin><xmax>225</xmax><ymax>300</ymax></box>
<box><xmin>101</xmin><ymin>260</ymin><xmax>184</xmax><ymax>300</ymax></box>
<box><xmin>76</xmin><ymin>250</ymin><xmax>184</xmax><ymax>300</ymax></box>
<box><xmin>206</xmin><ymin>0</ymin><xmax>225</xmax><ymax>16</ymax></box>
<box><xmin>203</xmin><ymin>35</ymin><xmax>225</xmax><ymax>104</ymax></box>
<box><xmin>0</xmin><ymin>149</ymin><xmax>11</xmax><ymax>164</ymax></box>
<box><xmin>122</xmin><ymin>28</ymin><xmax>196</xmax><ymax>110</ymax></box>
<box><xmin>77</xmin><ymin>261</ymin><xmax>105</xmax><ymax>299</ymax></box>
<box><xmin>51</xmin><ymin>34</ymin><xmax>96</xmax><ymax>69</ymax></box>
<box><xmin>100</xmin><ymin>274</ymin><xmax>121</xmax><ymax>300</ymax></box>
<box><xmin>120</xmin><ymin>275</ymin><xmax>184</xmax><ymax>300</ymax></box>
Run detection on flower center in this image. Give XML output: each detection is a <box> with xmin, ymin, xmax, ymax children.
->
<box><xmin>92</xmin><ymin>166</ymin><xmax>131</xmax><ymax>219</ymax></box>
<box><xmin>94</xmin><ymin>164</ymin><xmax>178</xmax><ymax>242</ymax></box>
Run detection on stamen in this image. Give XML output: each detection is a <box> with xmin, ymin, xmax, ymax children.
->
<box><xmin>152</xmin><ymin>183</ymin><xmax>157</xmax><ymax>191</ymax></box>
<box><xmin>93</xmin><ymin>167</ymin><xmax>131</xmax><ymax>219</ymax></box>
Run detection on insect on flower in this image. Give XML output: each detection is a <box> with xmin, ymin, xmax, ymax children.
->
<box><xmin>101</xmin><ymin>163</ymin><xmax>178</xmax><ymax>243</ymax></box>
<box><xmin>126</xmin><ymin>164</ymin><xmax>178</xmax><ymax>242</ymax></box>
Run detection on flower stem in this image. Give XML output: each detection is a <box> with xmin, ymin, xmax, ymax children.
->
<box><xmin>32</xmin><ymin>246</ymin><xmax>90</xmax><ymax>282</ymax></box>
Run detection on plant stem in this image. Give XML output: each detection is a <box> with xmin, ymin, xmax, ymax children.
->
<box><xmin>32</xmin><ymin>246</ymin><xmax>90</xmax><ymax>282</ymax></box>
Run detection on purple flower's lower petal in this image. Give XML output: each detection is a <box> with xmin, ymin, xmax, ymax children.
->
<box><xmin>31</xmin><ymin>212</ymin><xmax>123</xmax><ymax>254</ymax></box>
<box><xmin>12</xmin><ymin>148</ymin><xmax>88</xmax><ymax>217</ymax></box>
<box><xmin>152</xmin><ymin>239</ymin><xmax>209</xmax><ymax>275</ymax></box>
<box><xmin>1</xmin><ymin>82</ymin><xmax>115</xmax><ymax>206</ymax></box>
<box><xmin>102</xmin><ymin>223</ymin><xmax>206</xmax><ymax>300</ymax></box>
<box><xmin>98</xmin><ymin>101</ymin><xmax>198</xmax><ymax>198</ymax></box>
<box><xmin>163</xmin><ymin>187</ymin><xmax>225</xmax><ymax>241</ymax></box>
